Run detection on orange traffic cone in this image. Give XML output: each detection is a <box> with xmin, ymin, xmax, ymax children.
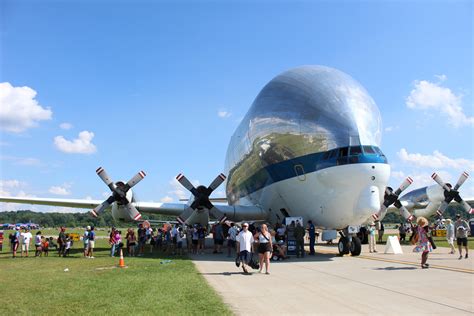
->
<box><xmin>118</xmin><ymin>249</ymin><xmax>126</xmax><ymax>268</ymax></box>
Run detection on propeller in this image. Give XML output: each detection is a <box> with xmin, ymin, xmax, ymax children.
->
<box><xmin>91</xmin><ymin>167</ymin><xmax>146</xmax><ymax>221</ymax></box>
<box><xmin>372</xmin><ymin>177</ymin><xmax>415</xmax><ymax>222</ymax></box>
<box><xmin>175</xmin><ymin>173</ymin><xmax>227</xmax><ymax>225</ymax></box>
<box><xmin>432</xmin><ymin>172</ymin><xmax>473</xmax><ymax>217</ymax></box>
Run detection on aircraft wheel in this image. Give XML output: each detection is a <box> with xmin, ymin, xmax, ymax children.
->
<box><xmin>338</xmin><ymin>237</ymin><xmax>350</xmax><ymax>256</ymax></box>
<box><xmin>350</xmin><ymin>236</ymin><xmax>362</xmax><ymax>256</ymax></box>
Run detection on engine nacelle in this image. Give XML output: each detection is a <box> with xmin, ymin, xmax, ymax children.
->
<box><xmin>110</xmin><ymin>189</ymin><xmax>136</xmax><ymax>222</ymax></box>
<box><xmin>399</xmin><ymin>184</ymin><xmax>445</xmax><ymax>218</ymax></box>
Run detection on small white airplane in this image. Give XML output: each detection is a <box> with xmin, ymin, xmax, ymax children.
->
<box><xmin>1</xmin><ymin>65</ymin><xmax>472</xmax><ymax>256</ymax></box>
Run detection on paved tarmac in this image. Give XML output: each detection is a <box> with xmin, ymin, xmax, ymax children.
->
<box><xmin>191</xmin><ymin>243</ymin><xmax>473</xmax><ymax>315</ymax></box>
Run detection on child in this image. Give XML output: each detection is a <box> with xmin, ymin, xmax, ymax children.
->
<box><xmin>64</xmin><ymin>235</ymin><xmax>71</xmax><ymax>257</ymax></box>
<box><xmin>35</xmin><ymin>231</ymin><xmax>43</xmax><ymax>257</ymax></box>
<box><xmin>42</xmin><ymin>237</ymin><xmax>49</xmax><ymax>257</ymax></box>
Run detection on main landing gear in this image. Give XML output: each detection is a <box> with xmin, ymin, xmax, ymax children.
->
<box><xmin>338</xmin><ymin>232</ymin><xmax>361</xmax><ymax>256</ymax></box>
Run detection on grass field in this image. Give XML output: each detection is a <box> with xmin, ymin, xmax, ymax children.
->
<box><xmin>0</xmin><ymin>231</ymin><xmax>231</xmax><ymax>315</ymax></box>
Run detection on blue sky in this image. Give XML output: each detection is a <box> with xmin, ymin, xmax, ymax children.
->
<box><xmin>1</xmin><ymin>0</ymin><xmax>473</xmax><ymax>212</ymax></box>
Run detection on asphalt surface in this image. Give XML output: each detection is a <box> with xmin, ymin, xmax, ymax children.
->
<box><xmin>191</xmin><ymin>242</ymin><xmax>473</xmax><ymax>315</ymax></box>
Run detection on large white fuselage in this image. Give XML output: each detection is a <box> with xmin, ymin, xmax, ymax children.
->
<box><xmin>224</xmin><ymin>66</ymin><xmax>389</xmax><ymax>230</ymax></box>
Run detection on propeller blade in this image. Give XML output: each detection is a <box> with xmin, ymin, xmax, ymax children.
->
<box><xmin>96</xmin><ymin>167</ymin><xmax>116</xmax><ymax>191</ymax></box>
<box><xmin>435</xmin><ymin>201</ymin><xmax>449</xmax><ymax>218</ymax></box>
<box><xmin>125</xmin><ymin>203</ymin><xmax>142</xmax><ymax>221</ymax></box>
<box><xmin>208</xmin><ymin>206</ymin><xmax>228</xmax><ymax>224</ymax></box>
<box><xmin>453</xmin><ymin>171</ymin><xmax>469</xmax><ymax>191</ymax></box>
<box><xmin>398</xmin><ymin>205</ymin><xmax>415</xmax><ymax>222</ymax></box>
<box><xmin>372</xmin><ymin>205</ymin><xmax>387</xmax><ymax>221</ymax></box>
<box><xmin>91</xmin><ymin>195</ymin><xmax>116</xmax><ymax>217</ymax></box>
<box><xmin>393</xmin><ymin>177</ymin><xmax>413</xmax><ymax>196</ymax></box>
<box><xmin>176</xmin><ymin>207</ymin><xmax>195</xmax><ymax>225</ymax></box>
<box><xmin>431</xmin><ymin>173</ymin><xmax>451</xmax><ymax>191</ymax></box>
<box><xmin>125</xmin><ymin>170</ymin><xmax>146</xmax><ymax>191</ymax></box>
<box><xmin>458</xmin><ymin>200</ymin><xmax>472</xmax><ymax>214</ymax></box>
<box><xmin>176</xmin><ymin>173</ymin><xmax>196</xmax><ymax>193</ymax></box>
<box><xmin>208</xmin><ymin>173</ymin><xmax>226</xmax><ymax>192</ymax></box>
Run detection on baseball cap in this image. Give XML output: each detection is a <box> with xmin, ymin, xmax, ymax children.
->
<box><xmin>242</xmin><ymin>222</ymin><xmax>249</xmax><ymax>227</ymax></box>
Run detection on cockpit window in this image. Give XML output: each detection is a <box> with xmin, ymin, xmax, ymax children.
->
<box><xmin>328</xmin><ymin>149</ymin><xmax>338</xmax><ymax>159</ymax></box>
<box><xmin>373</xmin><ymin>146</ymin><xmax>383</xmax><ymax>155</ymax></box>
<box><xmin>362</xmin><ymin>146</ymin><xmax>375</xmax><ymax>154</ymax></box>
<box><xmin>349</xmin><ymin>146</ymin><xmax>362</xmax><ymax>155</ymax></box>
<box><xmin>322</xmin><ymin>151</ymin><xmax>331</xmax><ymax>160</ymax></box>
<box><xmin>338</xmin><ymin>147</ymin><xmax>348</xmax><ymax>157</ymax></box>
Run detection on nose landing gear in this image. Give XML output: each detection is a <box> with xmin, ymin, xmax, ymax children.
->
<box><xmin>338</xmin><ymin>231</ymin><xmax>361</xmax><ymax>256</ymax></box>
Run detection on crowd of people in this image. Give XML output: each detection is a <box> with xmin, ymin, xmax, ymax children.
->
<box><xmin>5</xmin><ymin>214</ymin><xmax>471</xmax><ymax>273</ymax></box>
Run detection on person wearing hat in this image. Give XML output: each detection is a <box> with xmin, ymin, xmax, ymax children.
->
<box><xmin>236</xmin><ymin>223</ymin><xmax>254</xmax><ymax>274</ymax></box>
<box><xmin>445</xmin><ymin>219</ymin><xmax>455</xmax><ymax>254</ymax></box>
<box><xmin>413</xmin><ymin>216</ymin><xmax>432</xmax><ymax>269</ymax></box>
<box><xmin>368</xmin><ymin>223</ymin><xmax>377</xmax><ymax>253</ymax></box>
<box><xmin>454</xmin><ymin>214</ymin><xmax>470</xmax><ymax>259</ymax></box>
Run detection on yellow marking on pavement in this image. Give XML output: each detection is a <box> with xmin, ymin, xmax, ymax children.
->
<box><xmin>316</xmin><ymin>249</ymin><xmax>474</xmax><ymax>274</ymax></box>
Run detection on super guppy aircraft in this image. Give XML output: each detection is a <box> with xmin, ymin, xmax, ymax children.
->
<box><xmin>1</xmin><ymin>65</ymin><xmax>472</xmax><ymax>256</ymax></box>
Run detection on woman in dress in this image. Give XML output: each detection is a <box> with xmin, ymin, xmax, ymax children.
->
<box><xmin>257</xmin><ymin>224</ymin><xmax>272</xmax><ymax>274</ymax></box>
<box><xmin>413</xmin><ymin>216</ymin><xmax>433</xmax><ymax>269</ymax></box>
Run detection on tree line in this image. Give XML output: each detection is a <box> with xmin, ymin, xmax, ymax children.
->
<box><xmin>0</xmin><ymin>210</ymin><xmax>173</xmax><ymax>228</ymax></box>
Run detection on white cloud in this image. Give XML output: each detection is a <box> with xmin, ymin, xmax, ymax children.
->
<box><xmin>406</xmin><ymin>78</ymin><xmax>473</xmax><ymax>127</ymax></box>
<box><xmin>59</xmin><ymin>122</ymin><xmax>73</xmax><ymax>130</ymax></box>
<box><xmin>218</xmin><ymin>109</ymin><xmax>232</xmax><ymax>118</ymax></box>
<box><xmin>397</xmin><ymin>148</ymin><xmax>474</xmax><ymax>171</ymax></box>
<box><xmin>54</xmin><ymin>131</ymin><xmax>97</xmax><ymax>154</ymax></box>
<box><xmin>160</xmin><ymin>196</ymin><xmax>173</xmax><ymax>203</ymax></box>
<box><xmin>166</xmin><ymin>177</ymin><xmax>200</xmax><ymax>201</ymax></box>
<box><xmin>0</xmin><ymin>82</ymin><xmax>52</xmax><ymax>133</ymax></box>
<box><xmin>384</xmin><ymin>126</ymin><xmax>399</xmax><ymax>132</ymax></box>
<box><xmin>0</xmin><ymin>155</ymin><xmax>42</xmax><ymax>167</ymax></box>
<box><xmin>48</xmin><ymin>184</ymin><xmax>71</xmax><ymax>196</ymax></box>
<box><xmin>435</xmin><ymin>74</ymin><xmax>447</xmax><ymax>82</ymax></box>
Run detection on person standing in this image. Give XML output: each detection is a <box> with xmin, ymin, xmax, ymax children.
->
<box><xmin>368</xmin><ymin>223</ymin><xmax>377</xmax><ymax>253</ymax></box>
<box><xmin>294</xmin><ymin>222</ymin><xmax>306</xmax><ymax>258</ymax></box>
<box><xmin>307</xmin><ymin>220</ymin><xmax>316</xmax><ymax>255</ymax></box>
<box><xmin>58</xmin><ymin>227</ymin><xmax>66</xmax><ymax>257</ymax></box>
<box><xmin>227</xmin><ymin>223</ymin><xmax>238</xmax><ymax>257</ymax></box>
<box><xmin>126</xmin><ymin>228</ymin><xmax>137</xmax><ymax>257</ymax></box>
<box><xmin>186</xmin><ymin>225</ymin><xmax>193</xmax><ymax>253</ymax></box>
<box><xmin>83</xmin><ymin>226</ymin><xmax>90</xmax><ymax>257</ymax></box>
<box><xmin>213</xmin><ymin>223</ymin><xmax>224</xmax><ymax>254</ymax></box>
<box><xmin>413</xmin><ymin>217</ymin><xmax>432</xmax><ymax>269</ymax></box>
<box><xmin>42</xmin><ymin>236</ymin><xmax>49</xmax><ymax>257</ymax></box>
<box><xmin>236</xmin><ymin>223</ymin><xmax>254</xmax><ymax>274</ymax></box>
<box><xmin>34</xmin><ymin>231</ymin><xmax>42</xmax><ymax>257</ymax></box>
<box><xmin>21</xmin><ymin>228</ymin><xmax>33</xmax><ymax>257</ymax></box>
<box><xmin>109</xmin><ymin>227</ymin><xmax>117</xmax><ymax>257</ymax></box>
<box><xmin>454</xmin><ymin>214</ymin><xmax>470</xmax><ymax>259</ymax></box>
<box><xmin>377</xmin><ymin>222</ymin><xmax>385</xmax><ymax>243</ymax></box>
<box><xmin>399</xmin><ymin>223</ymin><xmax>406</xmax><ymax>243</ymax></box>
<box><xmin>11</xmin><ymin>227</ymin><xmax>20</xmax><ymax>258</ymax></box>
<box><xmin>87</xmin><ymin>226</ymin><xmax>96</xmax><ymax>258</ymax></box>
<box><xmin>137</xmin><ymin>223</ymin><xmax>146</xmax><ymax>256</ymax></box>
<box><xmin>257</xmin><ymin>224</ymin><xmax>272</xmax><ymax>274</ymax></box>
<box><xmin>445</xmin><ymin>219</ymin><xmax>455</xmax><ymax>254</ymax></box>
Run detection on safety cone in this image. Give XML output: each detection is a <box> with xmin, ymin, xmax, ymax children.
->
<box><xmin>118</xmin><ymin>248</ymin><xmax>126</xmax><ymax>268</ymax></box>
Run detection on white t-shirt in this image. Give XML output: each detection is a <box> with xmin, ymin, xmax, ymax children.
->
<box><xmin>236</xmin><ymin>230</ymin><xmax>254</xmax><ymax>252</ymax></box>
<box><xmin>23</xmin><ymin>232</ymin><xmax>32</xmax><ymax>244</ymax></box>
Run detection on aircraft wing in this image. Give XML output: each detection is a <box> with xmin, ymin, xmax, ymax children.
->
<box><xmin>0</xmin><ymin>196</ymin><xmax>103</xmax><ymax>209</ymax></box>
<box><xmin>0</xmin><ymin>196</ymin><xmax>267</xmax><ymax>222</ymax></box>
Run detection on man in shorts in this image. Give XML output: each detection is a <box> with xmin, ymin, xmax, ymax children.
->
<box><xmin>21</xmin><ymin>228</ymin><xmax>32</xmax><ymax>257</ymax></box>
<box><xmin>87</xmin><ymin>226</ymin><xmax>96</xmax><ymax>258</ymax></box>
<box><xmin>236</xmin><ymin>223</ymin><xmax>254</xmax><ymax>274</ymax></box>
<box><xmin>454</xmin><ymin>214</ymin><xmax>470</xmax><ymax>259</ymax></box>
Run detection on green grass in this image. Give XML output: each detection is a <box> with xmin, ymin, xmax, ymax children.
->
<box><xmin>0</xmin><ymin>236</ymin><xmax>232</xmax><ymax>315</ymax></box>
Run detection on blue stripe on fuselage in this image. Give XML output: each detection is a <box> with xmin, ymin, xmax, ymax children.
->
<box><xmin>227</xmin><ymin>148</ymin><xmax>388</xmax><ymax>201</ymax></box>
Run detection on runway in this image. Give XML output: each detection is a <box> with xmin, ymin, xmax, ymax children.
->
<box><xmin>191</xmin><ymin>244</ymin><xmax>473</xmax><ymax>315</ymax></box>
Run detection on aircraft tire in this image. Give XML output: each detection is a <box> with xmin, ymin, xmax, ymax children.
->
<box><xmin>338</xmin><ymin>237</ymin><xmax>350</xmax><ymax>256</ymax></box>
<box><xmin>350</xmin><ymin>236</ymin><xmax>362</xmax><ymax>256</ymax></box>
